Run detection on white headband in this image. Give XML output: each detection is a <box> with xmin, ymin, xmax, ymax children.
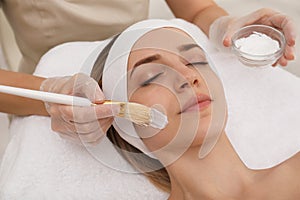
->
<box><xmin>102</xmin><ymin>19</ymin><xmax>211</xmax><ymax>157</ymax></box>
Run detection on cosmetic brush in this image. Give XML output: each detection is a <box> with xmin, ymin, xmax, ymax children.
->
<box><xmin>0</xmin><ymin>85</ymin><xmax>168</xmax><ymax>129</ymax></box>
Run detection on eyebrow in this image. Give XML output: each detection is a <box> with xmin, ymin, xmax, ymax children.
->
<box><xmin>129</xmin><ymin>44</ymin><xmax>203</xmax><ymax>78</ymax></box>
<box><xmin>130</xmin><ymin>54</ymin><xmax>161</xmax><ymax>77</ymax></box>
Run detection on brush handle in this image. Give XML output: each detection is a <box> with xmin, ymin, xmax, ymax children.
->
<box><xmin>0</xmin><ymin>85</ymin><xmax>168</xmax><ymax>128</ymax></box>
<box><xmin>0</xmin><ymin>85</ymin><xmax>92</xmax><ymax>107</ymax></box>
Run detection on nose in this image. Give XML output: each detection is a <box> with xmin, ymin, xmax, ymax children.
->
<box><xmin>175</xmin><ymin>72</ymin><xmax>201</xmax><ymax>92</ymax></box>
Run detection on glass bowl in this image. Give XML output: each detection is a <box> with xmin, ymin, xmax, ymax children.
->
<box><xmin>231</xmin><ymin>25</ymin><xmax>286</xmax><ymax>67</ymax></box>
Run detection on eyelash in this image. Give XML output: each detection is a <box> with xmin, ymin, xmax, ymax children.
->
<box><xmin>186</xmin><ymin>61</ymin><xmax>208</xmax><ymax>67</ymax></box>
<box><xmin>141</xmin><ymin>72</ymin><xmax>164</xmax><ymax>87</ymax></box>
<box><xmin>140</xmin><ymin>61</ymin><xmax>208</xmax><ymax>87</ymax></box>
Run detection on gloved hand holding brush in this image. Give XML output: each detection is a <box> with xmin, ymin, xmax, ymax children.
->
<box><xmin>40</xmin><ymin>73</ymin><xmax>119</xmax><ymax>145</ymax></box>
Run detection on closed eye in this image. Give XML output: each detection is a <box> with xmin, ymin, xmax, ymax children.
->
<box><xmin>186</xmin><ymin>61</ymin><xmax>208</xmax><ymax>67</ymax></box>
<box><xmin>141</xmin><ymin>72</ymin><xmax>164</xmax><ymax>87</ymax></box>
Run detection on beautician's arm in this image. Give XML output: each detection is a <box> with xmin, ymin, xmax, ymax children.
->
<box><xmin>0</xmin><ymin>69</ymin><xmax>47</xmax><ymax>115</ymax></box>
<box><xmin>166</xmin><ymin>0</ymin><xmax>228</xmax><ymax>36</ymax></box>
<box><xmin>0</xmin><ymin>69</ymin><xmax>114</xmax><ymax>144</ymax></box>
<box><xmin>166</xmin><ymin>0</ymin><xmax>296</xmax><ymax>66</ymax></box>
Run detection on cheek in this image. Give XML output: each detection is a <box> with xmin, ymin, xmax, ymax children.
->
<box><xmin>129</xmin><ymin>86</ymin><xmax>182</xmax><ymax>150</ymax></box>
<box><xmin>143</xmin><ymin>113</ymin><xmax>211</xmax><ymax>154</ymax></box>
<box><xmin>129</xmin><ymin>86</ymin><xmax>214</xmax><ymax>154</ymax></box>
<box><xmin>128</xmin><ymin>86</ymin><xmax>178</xmax><ymax>116</ymax></box>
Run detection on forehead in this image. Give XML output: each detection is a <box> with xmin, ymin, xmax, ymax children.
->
<box><xmin>132</xmin><ymin>27</ymin><xmax>196</xmax><ymax>53</ymax></box>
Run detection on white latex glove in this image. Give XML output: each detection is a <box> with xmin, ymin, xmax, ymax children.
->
<box><xmin>209</xmin><ymin>8</ymin><xmax>297</xmax><ymax>66</ymax></box>
<box><xmin>40</xmin><ymin>73</ymin><xmax>119</xmax><ymax>145</ymax></box>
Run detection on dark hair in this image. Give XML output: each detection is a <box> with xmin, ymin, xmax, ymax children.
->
<box><xmin>91</xmin><ymin>35</ymin><xmax>171</xmax><ymax>193</ymax></box>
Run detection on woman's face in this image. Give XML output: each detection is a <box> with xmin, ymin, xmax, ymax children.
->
<box><xmin>127</xmin><ymin>28</ymin><xmax>227</xmax><ymax>160</ymax></box>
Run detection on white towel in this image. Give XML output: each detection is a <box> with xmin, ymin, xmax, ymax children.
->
<box><xmin>210</xmin><ymin>51</ymin><xmax>300</xmax><ymax>169</ymax></box>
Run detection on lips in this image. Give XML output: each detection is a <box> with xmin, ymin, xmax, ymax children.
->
<box><xmin>180</xmin><ymin>94</ymin><xmax>212</xmax><ymax>113</ymax></box>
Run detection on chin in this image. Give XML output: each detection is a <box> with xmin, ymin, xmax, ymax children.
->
<box><xmin>190</xmin><ymin>115</ymin><xmax>212</xmax><ymax>146</ymax></box>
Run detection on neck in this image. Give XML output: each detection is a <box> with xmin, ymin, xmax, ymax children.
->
<box><xmin>166</xmin><ymin>132</ymin><xmax>259</xmax><ymax>200</ymax></box>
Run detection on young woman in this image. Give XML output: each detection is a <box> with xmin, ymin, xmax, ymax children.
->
<box><xmin>94</xmin><ymin>19</ymin><xmax>300</xmax><ymax>199</ymax></box>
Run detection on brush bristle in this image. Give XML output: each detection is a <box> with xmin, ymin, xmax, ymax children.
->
<box><xmin>118</xmin><ymin>102</ymin><xmax>168</xmax><ymax>129</ymax></box>
<box><xmin>121</xmin><ymin>103</ymin><xmax>151</xmax><ymax>126</ymax></box>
